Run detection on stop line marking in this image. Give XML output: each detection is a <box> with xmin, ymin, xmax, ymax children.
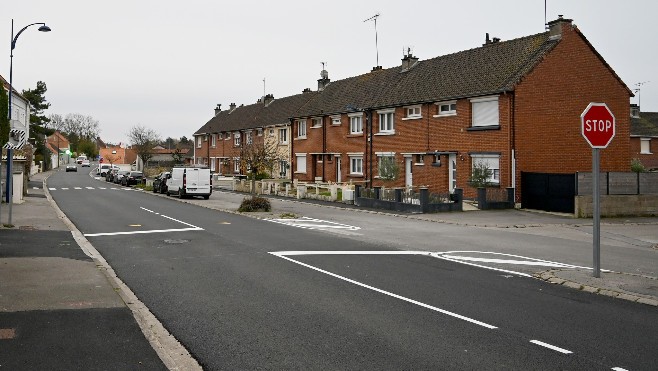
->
<box><xmin>265</xmin><ymin>217</ymin><xmax>360</xmax><ymax>232</ymax></box>
<box><xmin>83</xmin><ymin>207</ymin><xmax>203</xmax><ymax>237</ymax></box>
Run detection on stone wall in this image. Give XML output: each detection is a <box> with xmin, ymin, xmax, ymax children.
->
<box><xmin>574</xmin><ymin>195</ymin><xmax>658</xmax><ymax>217</ymax></box>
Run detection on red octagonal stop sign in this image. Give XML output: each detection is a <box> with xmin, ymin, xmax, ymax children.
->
<box><xmin>581</xmin><ymin>102</ymin><xmax>616</xmax><ymax>148</ymax></box>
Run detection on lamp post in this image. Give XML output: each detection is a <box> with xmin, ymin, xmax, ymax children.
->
<box><xmin>2</xmin><ymin>19</ymin><xmax>51</xmax><ymax>226</ymax></box>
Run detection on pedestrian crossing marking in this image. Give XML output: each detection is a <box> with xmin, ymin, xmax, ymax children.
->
<box><xmin>47</xmin><ymin>186</ymin><xmax>143</xmax><ymax>191</ymax></box>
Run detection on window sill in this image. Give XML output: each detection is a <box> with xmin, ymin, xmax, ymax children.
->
<box><xmin>311</xmin><ymin>126</ymin><xmax>322</xmax><ymax>129</ymax></box>
<box><xmin>414</xmin><ymin>163</ymin><xmax>424</xmax><ymax>166</ymax></box>
<box><xmin>640</xmin><ymin>152</ymin><xmax>652</xmax><ymax>155</ymax></box>
<box><xmin>278</xmin><ymin>142</ymin><xmax>288</xmax><ymax>146</ymax></box>
<box><xmin>467</xmin><ymin>125</ymin><xmax>500</xmax><ymax>131</ymax></box>
<box><xmin>401</xmin><ymin>116</ymin><xmax>422</xmax><ymax>121</ymax></box>
<box><xmin>347</xmin><ymin>133</ymin><xmax>364</xmax><ymax>137</ymax></box>
<box><xmin>295</xmin><ymin>137</ymin><xmax>307</xmax><ymax>140</ymax></box>
<box><xmin>294</xmin><ymin>171</ymin><xmax>307</xmax><ymax>174</ymax></box>
<box><xmin>433</xmin><ymin>113</ymin><xmax>456</xmax><ymax>118</ymax></box>
<box><xmin>374</xmin><ymin>132</ymin><xmax>395</xmax><ymax>136</ymax></box>
<box><xmin>348</xmin><ymin>174</ymin><xmax>364</xmax><ymax>178</ymax></box>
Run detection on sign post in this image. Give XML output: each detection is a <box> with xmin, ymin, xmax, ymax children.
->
<box><xmin>581</xmin><ymin>102</ymin><xmax>616</xmax><ymax>278</ymax></box>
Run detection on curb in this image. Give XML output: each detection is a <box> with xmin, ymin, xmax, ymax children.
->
<box><xmin>534</xmin><ymin>270</ymin><xmax>658</xmax><ymax>307</ymax></box>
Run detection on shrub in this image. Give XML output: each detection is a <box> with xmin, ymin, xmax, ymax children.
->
<box><xmin>238</xmin><ymin>196</ymin><xmax>271</xmax><ymax>212</ymax></box>
<box><xmin>631</xmin><ymin>158</ymin><xmax>645</xmax><ymax>173</ymax></box>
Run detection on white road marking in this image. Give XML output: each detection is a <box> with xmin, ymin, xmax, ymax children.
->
<box><xmin>270</xmin><ymin>251</ymin><xmax>498</xmax><ymax>329</ymax></box>
<box><xmin>74</xmin><ymin>187</ymin><xmax>82</xmax><ymax>190</ymax></box>
<box><xmin>61</xmin><ymin>187</ymin><xmax>69</xmax><ymax>190</ymax></box>
<box><xmin>86</xmin><ymin>187</ymin><xmax>94</xmax><ymax>189</ymax></box>
<box><xmin>49</xmin><ymin>187</ymin><xmax>56</xmax><ymax>190</ymax></box>
<box><xmin>33</xmin><ymin>187</ymin><xmax>40</xmax><ymax>190</ymax></box>
<box><xmin>612</xmin><ymin>367</ymin><xmax>629</xmax><ymax>371</ymax></box>
<box><xmin>529</xmin><ymin>340</ymin><xmax>572</xmax><ymax>354</ymax></box>
<box><xmin>99</xmin><ymin>187</ymin><xmax>106</xmax><ymax>190</ymax></box>
<box><xmin>83</xmin><ymin>207</ymin><xmax>203</xmax><ymax>237</ymax></box>
<box><xmin>266</xmin><ymin>217</ymin><xmax>360</xmax><ymax>231</ymax></box>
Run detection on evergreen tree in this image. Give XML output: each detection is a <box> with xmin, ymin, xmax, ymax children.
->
<box><xmin>0</xmin><ymin>84</ymin><xmax>8</xmax><ymax>144</ymax></box>
<box><xmin>22</xmin><ymin>81</ymin><xmax>51</xmax><ymax>129</ymax></box>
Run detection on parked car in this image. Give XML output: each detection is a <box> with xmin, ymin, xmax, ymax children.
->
<box><xmin>122</xmin><ymin>171</ymin><xmax>144</xmax><ymax>186</ymax></box>
<box><xmin>106</xmin><ymin>168</ymin><xmax>118</xmax><ymax>182</ymax></box>
<box><xmin>66</xmin><ymin>164</ymin><xmax>77</xmax><ymax>172</ymax></box>
<box><xmin>166</xmin><ymin>167</ymin><xmax>212</xmax><ymax>199</ymax></box>
<box><xmin>152</xmin><ymin>172</ymin><xmax>170</xmax><ymax>194</ymax></box>
<box><xmin>114</xmin><ymin>170</ymin><xmax>130</xmax><ymax>184</ymax></box>
<box><xmin>81</xmin><ymin>159</ymin><xmax>90</xmax><ymax>167</ymax></box>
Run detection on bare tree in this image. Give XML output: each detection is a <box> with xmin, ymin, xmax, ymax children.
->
<box><xmin>127</xmin><ymin>124</ymin><xmax>160</xmax><ymax>168</ymax></box>
<box><xmin>239</xmin><ymin>140</ymin><xmax>285</xmax><ymax>193</ymax></box>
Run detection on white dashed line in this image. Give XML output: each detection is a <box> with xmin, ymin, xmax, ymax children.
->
<box><xmin>74</xmin><ymin>187</ymin><xmax>82</xmax><ymax>190</ymax></box>
<box><xmin>86</xmin><ymin>187</ymin><xmax>94</xmax><ymax>189</ymax></box>
<box><xmin>61</xmin><ymin>187</ymin><xmax>69</xmax><ymax>190</ymax></box>
<box><xmin>612</xmin><ymin>367</ymin><xmax>629</xmax><ymax>371</ymax></box>
<box><xmin>529</xmin><ymin>340</ymin><xmax>572</xmax><ymax>354</ymax></box>
<box><xmin>49</xmin><ymin>187</ymin><xmax>56</xmax><ymax>190</ymax></box>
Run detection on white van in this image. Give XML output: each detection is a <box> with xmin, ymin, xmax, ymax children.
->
<box><xmin>166</xmin><ymin>167</ymin><xmax>212</xmax><ymax>199</ymax></box>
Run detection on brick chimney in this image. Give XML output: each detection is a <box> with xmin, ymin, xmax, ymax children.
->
<box><xmin>263</xmin><ymin>94</ymin><xmax>274</xmax><ymax>106</ymax></box>
<box><xmin>401</xmin><ymin>49</ymin><xmax>419</xmax><ymax>72</ymax></box>
<box><xmin>547</xmin><ymin>15</ymin><xmax>573</xmax><ymax>40</ymax></box>
<box><xmin>214</xmin><ymin>104</ymin><xmax>222</xmax><ymax>116</ymax></box>
<box><xmin>318</xmin><ymin>69</ymin><xmax>330</xmax><ymax>91</ymax></box>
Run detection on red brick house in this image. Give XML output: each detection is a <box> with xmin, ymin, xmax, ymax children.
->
<box><xmin>194</xmin><ymin>16</ymin><xmax>632</xmax><ymax>210</ymax></box>
<box><xmin>630</xmin><ymin>105</ymin><xmax>658</xmax><ymax>171</ymax></box>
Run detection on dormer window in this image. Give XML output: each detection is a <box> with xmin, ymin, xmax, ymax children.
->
<box><xmin>435</xmin><ymin>100</ymin><xmax>457</xmax><ymax>117</ymax></box>
<box><xmin>404</xmin><ymin>105</ymin><xmax>422</xmax><ymax>119</ymax></box>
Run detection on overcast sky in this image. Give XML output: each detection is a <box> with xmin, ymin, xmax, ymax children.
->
<box><xmin>4</xmin><ymin>0</ymin><xmax>656</xmax><ymax>145</ymax></box>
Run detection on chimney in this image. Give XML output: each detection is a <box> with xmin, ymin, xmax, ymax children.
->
<box><xmin>371</xmin><ymin>66</ymin><xmax>383</xmax><ymax>72</ymax></box>
<box><xmin>318</xmin><ymin>69</ymin><xmax>330</xmax><ymax>91</ymax></box>
<box><xmin>630</xmin><ymin>104</ymin><xmax>640</xmax><ymax>118</ymax></box>
<box><xmin>263</xmin><ymin>93</ymin><xmax>274</xmax><ymax>106</ymax></box>
<box><xmin>401</xmin><ymin>48</ymin><xmax>419</xmax><ymax>72</ymax></box>
<box><xmin>547</xmin><ymin>15</ymin><xmax>573</xmax><ymax>40</ymax></box>
<box><xmin>302</xmin><ymin>88</ymin><xmax>312</xmax><ymax>93</ymax></box>
<box><xmin>484</xmin><ymin>33</ymin><xmax>491</xmax><ymax>46</ymax></box>
<box><xmin>214</xmin><ymin>104</ymin><xmax>222</xmax><ymax>116</ymax></box>
<box><xmin>229</xmin><ymin>102</ymin><xmax>237</xmax><ymax>113</ymax></box>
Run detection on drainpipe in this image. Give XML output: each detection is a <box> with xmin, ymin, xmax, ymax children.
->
<box><xmin>367</xmin><ymin>110</ymin><xmax>373</xmax><ymax>186</ymax></box>
<box><xmin>322</xmin><ymin>115</ymin><xmax>327</xmax><ymax>181</ymax></box>
<box><xmin>207</xmin><ymin>133</ymin><xmax>210</xmax><ymax>168</ymax></box>
<box><xmin>289</xmin><ymin>118</ymin><xmax>295</xmax><ymax>183</ymax></box>
<box><xmin>509</xmin><ymin>92</ymin><xmax>516</xmax><ymax>200</ymax></box>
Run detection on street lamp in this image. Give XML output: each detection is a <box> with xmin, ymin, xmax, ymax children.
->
<box><xmin>1</xmin><ymin>19</ymin><xmax>51</xmax><ymax>226</ymax></box>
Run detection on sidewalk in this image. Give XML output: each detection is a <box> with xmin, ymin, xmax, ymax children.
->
<box><xmin>0</xmin><ymin>170</ymin><xmax>171</xmax><ymax>370</ymax></box>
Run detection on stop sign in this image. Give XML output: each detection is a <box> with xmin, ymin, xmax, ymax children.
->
<box><xmin>581</xmin><ymin>102</ymin><xmax>615</xmax><ymax>148</ymax></box>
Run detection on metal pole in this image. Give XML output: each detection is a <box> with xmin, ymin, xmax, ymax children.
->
<box><xmin>7</xmin><ymin>149</ymin><xmax>13</xmax><ymax>225</ymax></box>
<box><xmin>592</xmin><ymin>148</ymin><xmax>601</xmax><ymax>278</ymax></box>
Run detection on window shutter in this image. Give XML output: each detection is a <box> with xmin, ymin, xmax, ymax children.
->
<box><xmin>472</xmin><ymin>100</ymin><xmax>499</xmax><ymax>127</ymax></box>
<box><xmin>296</xmin><ymin>155</ymin><xmax>306</xmax><ymax>172</ymax></box>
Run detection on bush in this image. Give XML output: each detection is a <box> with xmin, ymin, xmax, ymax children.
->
<box><xmin>238</xmin><ymin>196</ymin><xmax>271</xmax><ymax>212</ymax></box>
<box><xmin>631</xmin><ymin>158</ymin><xmax>645</xmax><ymax>173</ymax></box>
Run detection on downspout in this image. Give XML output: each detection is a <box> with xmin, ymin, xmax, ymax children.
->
<box><xmin>322</xmin><ymin>116</ymin><xmax>327</xmax><ymax>181</ymax></box>
<box><xmin>193</xmin><ymin>135</ymin><xmax>196</xmax><ymax>166</ymax></box>
<box><xmin>509</xmin><ymin>92</ymin><xmax>516</xmax><ymax>199</ymax></box>
<box><xmin>207</xmin><ymin>133</ymin><xmax>210</xmax><ymax>168</ymax></box>
<box><xmin>367</xmin><ymin>110</ymin><xmax>373</xmax><ymax>186</ymax></box>
<box><xmin>289</xmin><ymin>118</ymin><xmax>295</xmax><ymax>183</ymax></box>
<box><xmin>426</xmin><ymin>103</ymin><xmax>431</xmax><ymax>152</ymax></box>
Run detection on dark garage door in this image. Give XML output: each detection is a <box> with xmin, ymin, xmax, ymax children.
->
<box><xmin>521</xmin><ymin>172</ymin><xmax>575</xmax><ymax>213</ymax></box>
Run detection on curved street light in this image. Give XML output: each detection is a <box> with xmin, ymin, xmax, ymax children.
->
<box><xmin>1</xmin><ymin>19</ymin><xmax>51</xmax><ymax>226</ymax></box>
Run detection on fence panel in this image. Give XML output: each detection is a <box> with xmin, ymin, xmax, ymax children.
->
<box><xmin>640</xmin><ymin>173</ymin><xmax>658</xmax><ymax>194</ymax></box>
<box><xmin>608</xmin><ymin>172</ymin><xmax>638</xmax><ymax>195</ymax></box>
<box><xmin>578</xmin><ymin>172</ymin><xmax>658</xmax><ymax>195</ymax></box>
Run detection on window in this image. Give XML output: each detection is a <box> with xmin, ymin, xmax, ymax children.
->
<box><xmin>405</xmin><ymin>105</ymin><xmax>421</xmax><ymax>119</ymax></box>
<box><xmin>211</xmin><ymin>134</ymin><xmax>216</xmax><ymax>147</ymax></box>
<box><xmin>257</xmin><ymin>128</ymin><xmax>263</xmax><ymax>136</ymax></box>
<box><xmin>311</xmin><ymin>118</ymin><xmax>322</xmax><ymax>128</ymax></box>
<box><xmin>415</xmin><ymin>154</ymin><xmax>425</xmax><ymax>165</ymax></box>
<box><xmin>349</xmin><ymin>114</ymin><xmax>363</xmax><ymax>134</ymax></box>
<box><xmin>378</xmin><ymin>109</ymin><xmax>395</xmax><ymax>133</ymax></box>
<box><xmin>349</xmin><ymin>156</ymin><xmax>363</xmax><ymax>175</ymax></box>
<box><xmin>279</xmin><ymin>160</ymin><xmax>288</xmax><ymax>177</ymax></box>
<box><xmin>331</xmin><ymin>116</ymin><xmax>341</xmax><ymax>125</ymax></box>
<box><xmin>436</xmin><ymin>100</ymin><xmax>457</xmax><ymax>116</ymax></box>
<box><xmin>297</xmin><ymin>120</ymin><xmax>307</xmax><ymax>138</ymax></box>
<box><xmin>471</xmin><ymin>154</ymin><xmax>500</xmax><ymax>184</ymax></box>
<box><xmin>224</xmin><ymin>132</ymin><xmax>230</xmax><ymax>140</ymax></box>
<box><xmin>471</xmin><ymin>96</ymin><xmax>499</xmax><ymax>127</ymax></box>
<box><xmin>210</xmin><ymin>157</ymin><xmax>216</xmax><ymax>170</ymax></box>
<box><xmin>296</xmin><ymin>154</ymin><xmax>307</xmax><ymax>173</ymax></box>
<box><xmin>269</xmin><ymin>128</ymin><xmax>275</xmax><ymax>137</ymax></box>
<box><xmin>197</xmin><ymin>136</ymin><xmax>202</xmax><ymax>148</ymax></box>
<box><xmin>233</xmin><ymin>132</ymin><xmax>241</xmax><ymax>146</ymax></box>
<box><xmin>377</xmin><ymin>154</ymin><xmax>396</xmax><ymax>178</ymax></box>
<box><xmin>640</xmin><ymin>138</ymin><xmax>651</xmax><ymax>154</ymax></box>
<box><xmin>246</xmin><ymin>131</ymin><xmax>253</xmax><ymax>145</ymax></box>
<box><xmin>279</xmin><ymin>128</ymin><xmax>288</xmax><ymax>144</ymax></box>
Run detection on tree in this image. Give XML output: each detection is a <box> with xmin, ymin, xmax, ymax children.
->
<box><xmin>239</xmin><ymin>140</ymin><xmax>285</xmax><ymax>193</ymax></box>
<box><xmin>22</xmin><ymin>81</ymin><xmax>51</xmax><ymax>128</ymax></box>
<box><xmin>171</xmin><ymin>146</ymin><xmax>185</xmax><ymax>165</ymax></box>
<box><xmin>128</xmin><ymin>124</ymin><xmax>160</xmax><ymax>168</ymax></box>
<box><xmin>179</xmin><ymin>136</ymin><xmax>191</xmax><ymax>145</ymax></box>
<box><xmin>378</xmin><ymin>156</ymin><xmax>400</xmax><ymax>182</ymax></box>
<box><xmin>469</xmin><ymin>160</ymin><xmax>494</xmax><ymax>188</ymax></box>
<box><xmin>48</xmin><ymin>113</ymin><xmax>100</xmax><ymax>152</ymax></box>
<box><xmin>631</xmin><ymin>158</ymin><xmax>646</xmax><ymax>173</ymax></box>
<box><xmin>77</xmin><ymin>138</ymin><xmax>98</xmax><ymax>159</ymax></box>
<box><xmin>0</xmin><ymin>83</ymin><xmax>8</xmax><ymax>145</ymax></box>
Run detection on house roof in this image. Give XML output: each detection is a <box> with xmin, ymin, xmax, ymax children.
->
<box><xmin>195</xmin><ymin>92</ymin><xmax>316</xmax><ymax>135</ymax></box>
<box><xmin>631</xmin><ymin>112</ymin><xmax>658</xmax><ymax>137</ymax></box>
<box><xmin>293</xmin><ymin>32</ymin><xmax>559</xmax><ymax>117</ymax></box>
<box><xmin>0</xmin><ymin>74</ymin><xmax>30</xmax><ymax>103</ymax></box>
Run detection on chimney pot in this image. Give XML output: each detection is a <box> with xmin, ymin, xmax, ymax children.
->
<box><xmin>547</xmin><ymin>16</ymin><xmax>573</xmax><ymax>39</ymax></box>
<box><xmin>214</xmin><ymin>104</ymin><xmax>222</xmax><ymax>116</ymax></box>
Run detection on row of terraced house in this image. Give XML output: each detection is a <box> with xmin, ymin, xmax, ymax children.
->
<box><xmin>193</xmin><ymin>17</ymin><xmax>634</xmax><ymax>208</ymax></box>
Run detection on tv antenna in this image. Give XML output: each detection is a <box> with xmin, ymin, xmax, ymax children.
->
<box><xmin>364</xmin><ymin>13</ymin><xmax>380</xmax><ymax>68</ymax></box>
<box><xmin>263</xmin><ymin>77</ymin><xmax>266</xmax><ymax>99</ymax></box>
<box><xmin>634</xmin><ymin>81</ymin><xmax>650</xmax><ymax>108</ymax></box>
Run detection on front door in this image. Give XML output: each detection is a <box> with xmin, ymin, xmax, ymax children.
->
<box><xmin>449</xmin><ymin>154</ymin><xmax>457</xmax><ymax>193</ymax></box>
<box><xmin>405</xmin><ymin>157</ymin><xmax>413</xmax><ymax>188</ymax></box>
<box><xmin>336</xmin><ymin>157</ymin><xmax>342</xmax><ymax>183</ymax></box>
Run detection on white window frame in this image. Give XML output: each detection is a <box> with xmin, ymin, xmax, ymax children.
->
<box><xmin>349</xmin><ymin>113</ymin><xmax>363</xmax><ymax>134</ymax></box>
<box><xmin>233</xmin><ymin>132</ymin><xmax>241</xmax><ymax>146</ymax></box>
<box><xmin>331</xmin><ymin>115</ymin><xmax>341</xmax><ymax>126</ymax></box>
<box><xmin>435</xmin><ymin>100</ymin><xmax>457</xmax><ymax>117</ymax></box>
<box><xmin>311</xmin><ymin>117</ymin><xmax>322</xmax><ymax>128</ymax></box>
<box><xmin>224</xmin><ymin>132</ymin><xmax>230</xmax><ymax>140</ymax></box>
<box><xmin>269</xmin><ymin>128</ymin><xmax>275</xmax><ymax>137</ymax></box>
<box><xmin>257</xmin><ymin>128</ymin><xmax>263</xmax><ymax>136</ymax></box>
<box><xmin>279</xmin><ymin>160</ymin><xmax>289</xmax><ymax>177</ymax></box>
<box><xmin>403</xmin><ymin>105</ymin><xmax>422</xmax><ymax>120</ymax></box>
<box><xmin>375</xmin><ymin>152</ymin><xmax>396</xmax><ymax>178</ymax></box>
<box><xmin>470</xmin><ymin>96</ymin><xmax>499</xmax><ymax>127</ymax></box>
<box><xmin>211</xmin><ymin>134</ymin><xmax>216</xmax><ymax>147</ymax></box>
<box><xmin>348</xmin><ymin>154</ymin><xmax>364</xmax><ymax>175</ymax></box>
<box><xmin>295</xmin><ymin>153</ymin><xmax>307</xmax><ymax>173</ymax></box>
<box><xmin>297</xmin><ymin>120</ymin><xmax>307</xmax><ymax>138</ymax></box>
<box><xmin>471</xmin><ymin>154</ymin><xmax>500</xmax><ymax>184</ymax></box>
<box><xmin>246</xmin><ymin>131</ymin><xmax>253</xmax><ymax>145</ymax></box>
<box><xmin>378</xmin><ymin>109</ymin><xmax>395</xmax><ymax>134</ymax></box>
<box><xmin>197</xmin><ymin>136</ymin><xmax>202</xmax><ymax>148</ymax></box>
<box><xmin>233</xmin><ymin>158</ymin><xmax>241</xmax><ymax>173</ymax></box>
<box><xmin>279</xmin><ymin>128</ymin><xmax>288</xmax><ymax>144</ymax></box>
<box><xmin>640</xmin><ymin>138</ymin><xmax>652</xmax><ymax>154</ymax></box>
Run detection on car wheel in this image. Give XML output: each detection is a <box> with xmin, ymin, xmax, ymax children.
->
<box><xmin>178</xmin><ymin>189</ymin><xmax>184</xmax><ymax>199</ymax></box>
<box><xmin>203</xmin><ymin>195</ymin><xmax>209</xmax><ymax>200</ymax></box>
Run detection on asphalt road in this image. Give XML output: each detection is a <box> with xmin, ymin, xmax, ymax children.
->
<box><xmin>47</xmin><ymin>167</ymin><xmax>658</xmax><ymax>370</ymax></box>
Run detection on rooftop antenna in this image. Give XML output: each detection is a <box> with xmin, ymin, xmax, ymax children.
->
<box><xmin>634</xmin><ymin>81</ymin><xmax>650</xmax><ymax>108</ymax></box>
<box><xmin>263</xmin><ymin>77</ymin><xmax>266</xmax><ymax>99</ymax></box>
<box><xmin>364</xmin><ymin>13</ymin><xmax>380</xmax><ymax>67</ymax></box>
<box><xmin>544</xmin><ymin>0</ymin><xmax>548</xmax><ymax>30</ymax></box>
